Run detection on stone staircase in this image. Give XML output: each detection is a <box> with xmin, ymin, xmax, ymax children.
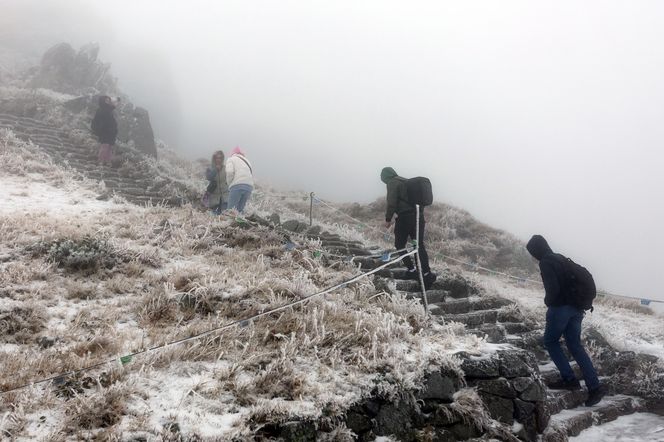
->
<box><xmin>0</xmin><ymin>113</ymin><xmax>192</xmax><ymax>206</ymax></box>
<box><xmin>350</xmin><ymin>254</ymin><xmax>648</xmax><ymax>441</ymax></box>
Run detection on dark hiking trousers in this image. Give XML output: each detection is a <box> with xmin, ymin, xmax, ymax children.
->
<box><xmin>543</xmin><ymin>305</ymin><xmax>600</xmax><ymax>390</ymax></box>
<box><xmin>394</xmin><ymin>211</ymin><xmax>430</xmax><ymax>274</ymax></box>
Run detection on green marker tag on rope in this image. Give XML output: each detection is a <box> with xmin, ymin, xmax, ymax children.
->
<box><xmin>313</xmin><ymin>250</ymin><xmax>322</xmax><ymax>258</ymax></box>
<box><xmin>120</xmin><ymin>355</ymin><xmax>132</xmax><ymax>365</ymax></box>
<box><xmin>411</xmin><ymin>240</ymin><xmax>418</xmax><ymax>247</ymax></box>
<box><xmin>235</xmin><ymin>217</ymin><xmax>247</xmax><ymax>225</ymax></box>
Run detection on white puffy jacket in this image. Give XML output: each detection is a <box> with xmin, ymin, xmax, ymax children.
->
<box><xmin>226</xmin><ymin>154</ymin><xmax>254</xmax><ymax>187</ymax></box>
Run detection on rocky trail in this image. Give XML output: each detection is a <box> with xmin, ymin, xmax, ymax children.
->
<box><xmin>0</xmin><ymin>112</ymin><xmax>191</xmax><ymax>206</ymax></box>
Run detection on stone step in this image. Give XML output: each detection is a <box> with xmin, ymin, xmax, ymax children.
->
<box><xmin>0</xmin><ymin>113</ymin><xmax>57</xmax><ymax>129</ymax></box>
<box><xmin>540</xmin><ymin>364</ymin><xmax>582</xmax><ymax>387</ymax></box>
<box><xmin>500</xmin><ymin>322</ymin><xmax>535</xmax><ymax>334</ymax></box>
<box><xmin>13</xmin><ymin>130</ymin><xmax>63</xmax><ymax>145</ymax></box>
<box><xmin>374</xmin><ymin>268</ymin><xmax>413</xmax><ymax>280</ymax></box>
<box><xmin>546</xmin><ymin>389</ymin><xmax>589</xmax><ymax>416</ymax></box>
<box><xmin>325</xmin><ymin>246</ymin><xmax>372</xmax><ymax>257</ymax></box>
<box><xmin>396</xmin><ymin>279</ymin><xmax>469</xmax><ymax>297</ymax></box>
<box><xmin>12</xmin><ymin>126</ymin><xmax>64</xmax><ymax>138</ymax></box>
<box><xmin>321</xmin><ymin>239</ymin><xmax>365</xmax><ymax>248</ymax></box>
<box><xmin>13</xmin><ymin>135</ymin><xmax>63</xmax><ymax>149</ymax></box>
<box><xmin>437</xmin><ymin>308</ymin><xmax>499</xmax><ymax>328</ymax></box>
<box><xmin>466</xmin><ymin>324</ymin><xmax>507</xmax><ymax>343</ymax></box>
<box><xmin>541</xmin><ymin>395</ymin><xmax>643</xmax><ymax>441</ymax></box>
<box><xmin>430</xmin><ymin>296</ymin><xmax>512</xmax><ymax>315</ymax></box>
<box><xmin>353</xmin><ymin>257</ymin><xmax>389</xmax><ymax>270</ymax></box>
<box><xmin>405</xmin><ymin>290</ymin><xmax>448</xmax><ymax>304</ymax></box>
<box><xmin>0</xmin><ymin>117</ymin><xmax>62</xmax><ymax>133</ymax></box>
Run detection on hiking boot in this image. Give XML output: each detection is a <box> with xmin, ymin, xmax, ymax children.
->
<box><xmin>548</xmin><ymin>378</ymin><xmax>581</xmax><ymax>390</ymax></box>
<box><xmin>585</xmin><ymin>386</ymin><xmax>605</xmax><ymax>406</ymax></box>
<box><xmin>423</xmin><ymin>272</ymin><xmax>437</xmax><ymax>290</ymax></box>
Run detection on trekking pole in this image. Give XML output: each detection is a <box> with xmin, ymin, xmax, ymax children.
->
<box><xmin>309</xmin><ymin>192</ymin><xmax>315</xmax><ymax>226</ymax></box>
<box><xmin>414</xmin><ymin>204</ymin><xmax>430</xmax><ymax>316</ymax></box>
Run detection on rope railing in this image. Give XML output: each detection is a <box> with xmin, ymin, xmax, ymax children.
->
<box><xmin>306</xmin><ymin>194</ymin><xmax>663</xmax><ymax>307</ymax></box>
<box><xmin>0</xmin><ymin>247</ymin><xmax>419</xmax><ymax>396</ymax></box>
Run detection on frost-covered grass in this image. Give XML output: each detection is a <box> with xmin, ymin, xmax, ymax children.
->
<box><xmin>0</xmin><ymin>140</ymin><xmax>492</xmax><ymax>439</ymax></box>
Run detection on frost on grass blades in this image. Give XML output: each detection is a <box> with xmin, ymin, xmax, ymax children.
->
<box><xmin>0</xmin><ymin>131</ymin><xmax>493</xmax><ymax>439</ymax></box>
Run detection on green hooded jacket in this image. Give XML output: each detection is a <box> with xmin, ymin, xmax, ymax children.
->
<box><xmin>381</xmin><ymin>167</ymin><xmax>412</xmax><ymax>222</ymax></box>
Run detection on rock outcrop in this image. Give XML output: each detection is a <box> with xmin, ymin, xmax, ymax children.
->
<box><xmin>30</xmin><ymin>42</ymin><xmax>116</xmax><ymax>95</ymax></box>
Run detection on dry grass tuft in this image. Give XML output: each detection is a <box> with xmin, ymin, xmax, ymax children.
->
<box><xmin>64</xmin><ymin>279</ymin><xmax>98</xmax><ymax>300</ymax></box>
<box><xmin>0</xmin><ymin>304</ymin><xmax>47</xmax><ymax>344</ymax></box>
<box><xmin>136</xmin><ymin>286</ymin><xmax>179</xmax><ymax>326</ymax></box>
<box><xmin>63</xmin><ymin>384</ymin><xmax>131</xmax><ymax>432</ymax></box>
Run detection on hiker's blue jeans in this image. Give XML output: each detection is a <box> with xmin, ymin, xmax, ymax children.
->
<box><xmin>543</xmin><ymin>305</ymin><xmax>600</xmax><ymax>390</ymax></box>
<box><xmin>228</xmin><ymin>184</ymin><xmax>253</xmax><ymax>213</ymax></box>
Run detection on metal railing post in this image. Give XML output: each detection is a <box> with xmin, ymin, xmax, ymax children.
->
<box><xmin>309</xmin><ymin>192</ymin><xmax>314</xmax><ymax>226</ymax></box>
<box><xmin>415</xmin><ymin>204</ymin><xmax>429</xmax><ymax>315</ymax></box>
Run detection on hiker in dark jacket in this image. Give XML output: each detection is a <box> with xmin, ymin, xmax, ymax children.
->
<box><xmin>91</xmin><ymin>95</ymin><xmax>118</xmax><ymax>166</ymax></box>
<box><xmin>526</xmin><ymin>234</ymin><xmax>604</xmax><ymax>406</ymax></box>
<box><xmin>381</xmin><ymin>167</ymin><xmax>436</xmax><ymax>289</ymax></box>
<box><xmin>206</xmin><ymin>150</ymin><xmax>229</xmax><ymax>214</ymax></box>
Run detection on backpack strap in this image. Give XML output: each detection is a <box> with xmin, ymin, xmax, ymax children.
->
<box><xmin>236</xmin><ymin>155</ymin><xmax>253</xmax><ymax>175</ymax></box>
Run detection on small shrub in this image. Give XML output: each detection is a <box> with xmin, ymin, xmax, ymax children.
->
<box><xmin>34</xmin><ymin>236</ymin><xmax>123</xmax><ymax>273</ymax></box>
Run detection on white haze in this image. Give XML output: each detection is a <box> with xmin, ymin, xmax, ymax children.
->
<box><xmin>2</xmin><ymin>0</ymin><xmax>664</xmax><ymax>304</ymax></box>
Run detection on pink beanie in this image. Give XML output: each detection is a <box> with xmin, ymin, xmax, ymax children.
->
<box><xmin>231</xmin><ymin>146</ymin><xmax>244</xmax><ymax>156</ymax></box>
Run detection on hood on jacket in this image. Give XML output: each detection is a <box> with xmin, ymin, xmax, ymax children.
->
<box><xmin>380</xmin><ymin>167</ymin><xmax>398</xmax><ymax>184</ymax></box>
<box><xmin>211</xmin><ymin>150</ymin><xmax>225</xmax><ymax>166</ymax></box>
<box><xmin>526</xmin><ymin>234</ymin><xmax>553</xmax><ymax>260</ymax></box>
<box><xmin>98</xmin><ymin>95</ymin><xmax>115</xmax><ymax>110</ymax></box>
<box><xmin>231</xmin><ymin>146</ymin><xmax>244</xmax><ymax>156</ymax></box>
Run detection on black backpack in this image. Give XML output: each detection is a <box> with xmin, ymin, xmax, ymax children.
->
<box><xmin>405</xmin><ymin>177</ymin><xmax>433</xmax><ymax>207</ymax></box>
<box><xmin>557</xmin><ymin>255</ymin><xmax>597</xmax><ymax>312</ymax></box>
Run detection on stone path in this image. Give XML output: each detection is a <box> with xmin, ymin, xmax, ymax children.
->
<box><xmin>351</xmin><ymin>254</ymin><xmax>646</xmax><ymax>441</ymax></box>
<box><xmin>0</xmin><ymin>113</ymin><xmax>191</xmax><ymax>206</ymax></box>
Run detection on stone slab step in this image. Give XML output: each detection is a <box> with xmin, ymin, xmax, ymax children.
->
<box><xmin>501</xmin><ymin>322</ymin><xmax>535</xmax><ymax>334</ymax></box>
<box><xmin>0</xmin><ymin>114</ymin><xmax>59</xmax><ymax>130</ymax></box>
<box><xmin>541</xmin><ymin>395</ymin><xmax>643</xmax><ymax>441</ymax></box>
<box><xmin>430</xmin><ymin>296</ymin><xmax>511</xmax><ymax>315</ymax></box>
<box><xmin>438</xmin><ymin>309</ymin><xmax>499</xmax><ymax>328</ymax></box>
<box><xmin>465</xmin><ymin>324</ymin><xmax>507</xmax><ymax>343</ymax></box>
<box><xmin>396</xmin><ymin>279</ymin><xmax>466</xmax><ymax>296</ymax></box>
<box><xmin>324</xmin><ymin>246</ymin><xmax>372</xmax><ymax>257</ymax></box>
<box><xmin>405</xmin><ymin>290</ymin><xmax>448</xmax><ymax>304</ymax></box>
<box><xmin>540</xmin><ymin>362</ymin><xmax>581</xmax><ymax>383</ymax></box>
<box><xmin>546</xmin><ymin>389</ymin><xmax>589</xmax><ymax>416</ymax></box>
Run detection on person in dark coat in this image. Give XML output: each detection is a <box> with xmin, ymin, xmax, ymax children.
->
<box><xmin>91</xmin><ymin>95</ymin><xmax>118</xmax><ymax>165</ymax></box>
<box><xmin>205</xmin><ymin>150</ymin><xmax>229</xmax><ymax>214</ymax></box>
<box><xmin>381</xmin><ymin>167</ymin><xmax>436</xmax><ymax>289</ymax></box>
<box><xmin>526</xmin><ymin>234</ymin><xmax>605</xmax><ymax>406</ymax></box>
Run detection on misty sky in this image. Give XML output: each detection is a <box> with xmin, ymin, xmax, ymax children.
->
<box><xmin>3</xmin><ymin>0</ymin><xmax>664</xmax><ymax>303</ymax></box>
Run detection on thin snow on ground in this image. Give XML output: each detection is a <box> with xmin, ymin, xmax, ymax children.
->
<box><xmin>570</xmin><ymin>412</ymin><xmax>664</xmax><ymax>441</ymax></box>
<box><xmin>0</xmin><ymin>174</ymin><xmax>115</xmax><ymax>216</ymax></box>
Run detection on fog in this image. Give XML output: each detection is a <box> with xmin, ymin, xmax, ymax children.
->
<box><xmin>3</xmin><ymin>0</ymin><xmax>664</xmax><ymax>304</ymax></box>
